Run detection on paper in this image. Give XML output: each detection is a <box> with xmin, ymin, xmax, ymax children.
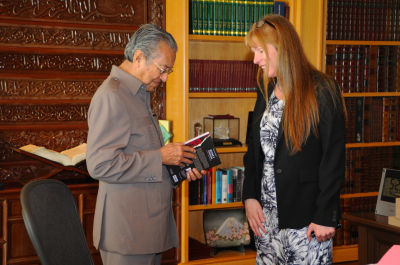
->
<box><xmin>377</xmin><ymin>245</ymin><xmax>400</xmax><ymax>265</ymax></box>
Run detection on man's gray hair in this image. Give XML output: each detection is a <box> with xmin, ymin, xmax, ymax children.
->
<box><xmin>124</xmin><ymin>24</ymin><xmax>178</xmax><ymax>64</ymax></box>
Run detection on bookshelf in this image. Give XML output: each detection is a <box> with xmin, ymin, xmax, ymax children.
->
<box><xmin>166</xmin><ymin>0</ymin><xmax>357</xmax><ymax>264</ymax></box>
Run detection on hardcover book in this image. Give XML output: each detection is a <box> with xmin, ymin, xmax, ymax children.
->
<box><xmin>166</xmin><ymin>132</ymin><xmax>221</xmax><ymax>186</ymax></box>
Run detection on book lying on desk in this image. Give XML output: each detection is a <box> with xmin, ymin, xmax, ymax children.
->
<box><xmin>19</xmin><ymin>143</ymin><xmax>87</xmax><ymax>167</ymax></box>
<box><xmin>166</xmin><ymin>132</ymin><xmax>221</xmax><ymax>186</ymax></box>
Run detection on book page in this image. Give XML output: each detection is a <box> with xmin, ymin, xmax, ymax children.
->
<box><xmin>60</xmin><ymin>143</ymin><xmax>86</xmax><ymax>165</ymax></box>
<box><xmin>20</xmin><ymin>144</ymin><xmax>73</xmax><ymax>166</ymax></box>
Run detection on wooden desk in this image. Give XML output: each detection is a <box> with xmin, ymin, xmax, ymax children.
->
<box><xmin>342</xmin><ymin>212</ymin><xmax>400</xmax><ymax>265</ymax></box>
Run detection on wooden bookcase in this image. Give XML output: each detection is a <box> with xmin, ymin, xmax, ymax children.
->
<box><xmin>166</xmin><ymin>0</ymin><xmax>361</xmax><ymax>264</ymax></box>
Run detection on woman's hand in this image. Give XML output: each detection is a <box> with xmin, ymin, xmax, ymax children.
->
<box><xmin>244</xmin><ymin>199</ymin><xmax>266</xmax><ymax>237</ymax></box>
<box><xmin>306</xmin><ymin>223</ymin><xmax>335</xmax><ymax>242</ymax></box>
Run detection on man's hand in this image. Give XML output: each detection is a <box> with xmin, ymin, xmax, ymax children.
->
<box><xmin>244</xmin><ymin>199</ymin><xmax>266</xmax><ymax>237</ymax></box>
<box><xmin>306</xmin><ymin>223</ymin><xmax>335</xmax><ymax>242</ymax></box>
<box><xmin>161</xmin><ymin>143</ymin><xmax>206</xmax><ymax>181</ymax></box>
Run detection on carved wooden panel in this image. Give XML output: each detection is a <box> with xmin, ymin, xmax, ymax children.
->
<box><xmin>0</xmin><ymin>78</ymin><xmax>102</xmax><ymax>99</ymax></box>
<box><xmin>0</xmin><ymin>24</ymin><xmax>132</xmax><ymax>50</ymax></box>
<box><xmin>0</xmin><ymin>52</ymin><xmax>123</xmax><ymax>74</ymax></box>
<box><xmin>0</xmin><ymin>0</ymin><xmax>147</xmax><ymax>26</ymax></box>
<box><xmin>8</xmin><ymin>220</ymin><xmax>37</xmax><ymax>261</ymax></box>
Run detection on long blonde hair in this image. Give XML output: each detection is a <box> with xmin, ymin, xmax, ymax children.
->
<box><xmin>245</xmin><ymin>14</ymin><xmax>345</xmax><ymax>155</ymax></box>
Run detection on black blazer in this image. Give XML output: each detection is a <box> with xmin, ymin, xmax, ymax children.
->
<box><xmin>243</xmin><ymin>75</ymin><xmax>346</xmax><ymax>229</ymax></box>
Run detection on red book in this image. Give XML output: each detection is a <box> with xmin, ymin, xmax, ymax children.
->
<box><xmin>387</xmin><ymin>46</ymin><xmax>398</xmax><ymax>92</ymax></box>
<box><xmin>338</xmin><ymin>0</ymin><xmax>344</xmax><ymax>39</ymax></box>
<box><xmin>363</xmin><ymin>45</ymin><xmax>370</xmax><ymax>92</ymax></box>
<box><xmin>326</xmin><ymin>45</ymin><xmax>336</xmax><ymax>77</ymax></box>
<box><xmin>207</xmin><ymin>169</ymin><xmax>212</xmax><ymax>204</ymax></box>
<box><xmin>327</xmin><ymin>0</ymin><xmax>333</xmax><ymax>40</ymax></box>
<box><xmin>342</xmin><ymin>0</ymin><xmax>349</xmax><ymax>40</ymax></box>
<box><xmin>335</xmin><ymin>45</ymin><xmax>343</xmax><ymax>86</ymax></box>
<box><xmin>370</xmin><ymin>0</ymin><xmax>377</xmax><ymax>41</ymax></box>
<box><xmin>348</xmin><ymin>45</ymin><xmax>357</xmax><ymax>92</ymax></box>
<box><xmin>208</xmin><ymin>114</ymin><xmax>234</xmax><ymax>119</ymax></box>
<box><xmin>356</xmin><ymin>45</ymin><xmax>365</xmax><ymax>92</ymax></box>
<box><xmin>369</xmin><ymin>45</ymin><xmax>378</xmax><ymax>92</ymax></box>
<box><xmin>364</xmin><ymin>0</ymin><xmax>371</xmax><ymax>40</ymax></box>
<box><xmin>349</xmin><ymin>149</ymin><xmax>355</xmax><ymax>193</ymax></box>
<box><xmin>358</xmin><ymin>0</ymin><xmax>365</xmax><ymax>40</ymax></box>
<box><xmin>382</xmin><ymin>97</ymin><xmax>391</xmax><ymax>142</ymax></box>
<box><xmin>341</xmin><ymin>45</ymin><xmax>350</xmax><ymax>92</ymax></box>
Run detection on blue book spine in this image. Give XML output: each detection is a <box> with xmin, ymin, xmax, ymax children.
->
<box><xmin>227</xmin><ymin>170</ymin><xmax>233</xmax><ymax>203</ymax></box>
<box><xmin>273</xmin><ymin>1</ymin><xmax>285</xmax><ymax>17</ymax></box>
<box><xmin>216</xmin><ymin>170</ymin><xmax>222</xmax><ymax>204</ymax></box>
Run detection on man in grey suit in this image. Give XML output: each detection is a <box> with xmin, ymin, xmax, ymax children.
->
<box><xmin>86</xmin><ymin>24</ymin><xmax>205</xmax><ymax>265</ymax></box>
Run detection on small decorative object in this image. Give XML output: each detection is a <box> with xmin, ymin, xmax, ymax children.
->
<box><xmin>194</xmin><ymin>120</ymin><xmax>202</xmax><ymax>137</ymax></box>
<box><xmin>204</xmin><ymin>116</ymin><xmax>241</xmax><ymax>147</ymax></box>
<box><xmin>203</xmin><ymin>208</ymin><xmax>250</xmax><ymax>255</ymax></box>
<box><xmin>376</xmin><ymin>168</ymin><xmax>400</xmax><ymax>216</ymax></box>
<box><xmin>159</xmin><ymin>120</ymin><xmax>173</xmax><ymax>144</ymax></box>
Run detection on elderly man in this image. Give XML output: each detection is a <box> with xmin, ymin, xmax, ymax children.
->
<box><xmin>87</xmin><ymin>24</ymin><xmax>204</xmax><ymax>265</ymax></box>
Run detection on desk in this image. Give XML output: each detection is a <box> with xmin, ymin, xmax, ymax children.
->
<box><xmin>342</xmin><ymin>212</ymin><xmax>400</xmax><ymax>265</ymax></box>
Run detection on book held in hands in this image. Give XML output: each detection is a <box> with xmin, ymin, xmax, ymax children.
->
<box><xmin>166</xmin><ymin>132</ymin><xmax>221</xmax><ymax>185</ymax></box>
<box><xmin>19</xmin><ymin>143</ymin><xmax>87</xmax><ymax>167</ymax></box>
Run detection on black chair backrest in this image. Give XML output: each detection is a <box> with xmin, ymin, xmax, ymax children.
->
<box><xmin>20</xmin><ymin>179</ymin><xmax>94</xmax><ymax>265</ymax></box>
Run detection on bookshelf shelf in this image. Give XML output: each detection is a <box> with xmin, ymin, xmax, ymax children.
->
<box><xmin>346</xmin><ymin>142</ymin><xmax>400</xmax><ymax>148</ymax></box>
<box><xmin>326</xmin><ymin>40</ymin><xmax>400</xmax><ymax>46</ymax></box>
<box><xmin>189</xmin><ymin>93</ymin><xmax>257</xmax><ymax>98</ymax></box>
<box><xmin>181</xmin><ymin>248</ymin><xmax>257</xmax><ymax>265</ymax></box>
<box><xmin>216</xmin><ymin>146</ymin><xmax>248</xmax><ymax>154</ymax></box>
<box><xmin>340</xmin><ymin>192</ymin><xmax>379</xmax><ymax>199</ymax></box>
<box><xmin>189</xmin><ymin>202</ymin><xmax>244</xmax><ymax>211</ymax></box>
<box><xmin>189</xmin><ymin>34</ymin><xmax>245</xmax><ymax>43</ymax></box>
<box><xmin>332</xmin><ymin>245</ymin><xmax>358</xmax><ymax>263</ymax></box>
<box><xmin>342</xmin><ymin>92</ymin><xmax>400</xmax><ymax>97</ymax></box>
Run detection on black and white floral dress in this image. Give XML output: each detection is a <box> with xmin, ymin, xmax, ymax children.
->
<box><xmin>255</xmin><ymin>92</ymin><xmax>333</xmax><ymax>265</ymax></box>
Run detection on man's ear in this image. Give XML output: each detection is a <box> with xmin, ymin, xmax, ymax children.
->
<box><xmin>132</xmin><ymin>50</ymin><xmax>145</xmax><ymax>68</ymax></box>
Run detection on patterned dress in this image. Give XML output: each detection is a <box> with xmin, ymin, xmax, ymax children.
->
<box><xmin>255</xmin><ymin>92</ymin><xmax>333</xmax><ymax>265</ymax></box>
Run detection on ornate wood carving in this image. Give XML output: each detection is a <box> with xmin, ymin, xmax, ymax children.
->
<box><xmin>0</xmin><ymin>0</ymin><xmax>147</xmax><ymax>26</ymax></box>
<box><xmin>0</xmin><ymin>53</ymin><xmax>123</xmax><ymax>73</ymax></box>
<box><xmin>0</xmin><ymin>105</ymin><xmax>89</xmax><ymax>122</ymax></box>
<box><xmin>0</xmin><ymin>130</ymin><xmax>88</xmax><ymax>155</ymax></box>
<box><xmin>0</xmin><ymin>79</ymin><xmax>102</xmax><ymax>98</ymax></box>
<box><xmin>0</xmin><ymin>24</ymin><xmax>132</xmax><ymax>49</ymax></box>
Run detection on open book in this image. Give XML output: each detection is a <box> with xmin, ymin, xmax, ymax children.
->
<box><xmin>166</xmin><ymin>132</ymin><xmax>221</xmax><ymax>185</ymax></box>
<box><xmin>19</xmin><ymin>143</ymin><xmax>87</xmax><ymax>167</ymax></box>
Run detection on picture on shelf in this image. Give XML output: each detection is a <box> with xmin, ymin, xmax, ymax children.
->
<box><xmin>203</xmin><ymin>208</ymin><xmax>250</xmax><ymax>250</ymax></box>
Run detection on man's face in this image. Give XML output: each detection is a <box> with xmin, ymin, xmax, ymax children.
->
<box><xmin>141</xmin><ymin>42</ymin><xmax>176</xmax><ymax>92</ymax></box>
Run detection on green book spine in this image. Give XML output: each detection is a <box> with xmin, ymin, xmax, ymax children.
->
<box><xmin>217</xmin><ymin>0</ymin><xmax>224</xmax><ymax>35</ymax></box>
<box><xmin>267</xmin><ymin>0</ymin><xmax>273</xmax><ymax>15</ymax></box>
<box><xmin>244</xmin><ymin>1</ymin><xmax>249</xmax><ymax>35</ymax></box>
<box><xmin>248</xmin><ymin>1</ymin><xmax>254</xmax><ymax>30</ymax></box>
<box><xmin>226</xmin><ymin>0</ymin><xmax>233</xmax><ymax>36</ymax></box>
<box><xmin>203</xmin><ymin>0</ymin><xmax>208</xmax><ymax>35</ymax></box>
<box><xmin>240</xmin><ymin>1</ymin><xmax>246</xmax><ymax>36</ymax></box>
<box><xmin>209</xmin><ymin>0</ymin><xmax>216</xmax><ymax>35</ymax></box>
<box><xmin>231</xmin><ymin>0</ymin><xmax>236</xmax><ymax>36</ymax></box>
<box><xmin>235</xmin><ymin>0</ymin><xmax>240</xmax><ymax>36</ymax></box>
<box><xmin>198</xmin><ymin>0</ymin><xmax>203</xmax><ymax>35</ymax></box>
<box><xmin>223</xmin><ymin>0</ymin><xmax>229</xmax><ymax>36</ymax></box>
<box><xmin>192</xmin><ymin>0</ymin><xmax>198</xmax><ymax>34</ymax></box>
<box><xmin>254</xmin><ymin>0</ymin><xmax>259</xmax><ymax>21</ymax></box>
<box><xmin>258</xmin><ymin>0</ymin><xmax>263</xmax><ymax>20</ymax></box>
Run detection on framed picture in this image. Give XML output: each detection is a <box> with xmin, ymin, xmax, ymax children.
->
<box><xmin>203</xmin><ymin>208</ymin><xmax>250</xmax><ymax>253</ymax></box>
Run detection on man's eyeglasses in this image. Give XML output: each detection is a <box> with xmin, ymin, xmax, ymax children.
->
<box><xmin>256</xmin><ymin>20</ymin><xmax>276</xmax><ymax>28</ymax></box>
<box><xmin>144</xmin><ymin>54</ymin><xmax>174</xmax><ymax>75</ymax></box>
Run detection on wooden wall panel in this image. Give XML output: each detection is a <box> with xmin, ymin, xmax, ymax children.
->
<box><xmin>0</xmin><ymin>0</ymin><xmax>179</xmax><ymax>264</ymax></box>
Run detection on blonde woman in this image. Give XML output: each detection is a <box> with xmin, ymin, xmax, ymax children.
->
<box><xmin>242</xmin><ymin>14</ymin><xmax>346</xmax><ymax>264</ymax></box>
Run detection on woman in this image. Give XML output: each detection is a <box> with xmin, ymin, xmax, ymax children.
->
<box><xmin>242</xmin><ymin>14</ymin><xmax>346</xmax><ymax>264</ymax></box>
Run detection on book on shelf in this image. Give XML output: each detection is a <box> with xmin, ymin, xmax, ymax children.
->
<box><xmin>17</xmin><ymin>143</ymin><xmax>87</xmax><ymax>167</ymax></box>
<box><xmin>215</xmin><ymin>169</ymin><xmax>222</xmax><ymax>204</ymax></box>
<box><xmin>166</xmin><ymin>132</ymin><xmax>221</xmax><ymax>186</ymax></box>
<box><xmin>273</xmin><ymin>1</ymin><xmax>285</xmax><ymax>17</ymax></box>
<box><xmin>208</xmin><ymin>114</ymin><xmax>234</xmax><ymax>119</ymax></box>
<box><xmin>219</xmin><ymin>169</ymin><xmax>228</xmax><ymax>203</ymax></box>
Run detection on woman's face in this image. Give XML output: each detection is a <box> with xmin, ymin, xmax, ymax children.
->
<box><xmin>251</xmin><ymin>40</ymin><xmax>278</xmax><ymax>78</ymax></box>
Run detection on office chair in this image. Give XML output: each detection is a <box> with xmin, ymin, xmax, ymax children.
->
<box><xmin>20</xmin><ymin>179</ymin><xmax>95</xmax><ymax>265</ymax></box>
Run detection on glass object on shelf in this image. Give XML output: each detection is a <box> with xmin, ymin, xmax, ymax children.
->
<box><xmin>194</xmin><ymin>121</ymin><xmax>202</xmax><ymax>137</ymax></box>
<box><xmin>204</xmin><ymin>117</ymin><xmax>241</xmax><ymax>147</ymax></box>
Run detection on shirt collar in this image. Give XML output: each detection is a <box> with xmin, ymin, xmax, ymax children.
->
<box><xmin>110</xmin><ymin>65</ymin><xmax>147</xmax><ymax>96</ymax></box>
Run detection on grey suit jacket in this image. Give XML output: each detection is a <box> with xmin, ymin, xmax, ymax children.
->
<box><xmin>87</xmin><ymin>66</ymin><xmax>179</xmax><ymax>255</ymax></box>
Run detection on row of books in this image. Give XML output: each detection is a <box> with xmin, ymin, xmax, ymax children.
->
<box><xmin>189</xmin><ymin>60</ymin><xmax>258</xmax><ymax>92</ymax></box>
<box><xmin>326</xmin><ymin>0</ymin><xmax>400</xmax><ymax>41</ymax></box>
<box><xmin>188</xmin><ymin>167</ymin><xmax>245</xmax><ymax>206</ymax></box>
<box><xmin>326</xmin><ymin>45</ymin><xmax>399</xmax><ymax>93</ymax></box>
<box><xmin>343</xmin><ymin>146</ymin><xmax>400</xmax><ymax>194</ymax></box>
<box><xmin>346</xmin><ymin>97</ymin><xmax>400</xmax><ymax>144</ymax></box>
<box><xmin>189</xmin><ymin>0</ymin><xmax>287</xmax><ymax>36</ymax></box>
<box><xmin>333</xmin><ymin>197</ymin><xmax>377</xmax><ymax>246</ymax></box>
